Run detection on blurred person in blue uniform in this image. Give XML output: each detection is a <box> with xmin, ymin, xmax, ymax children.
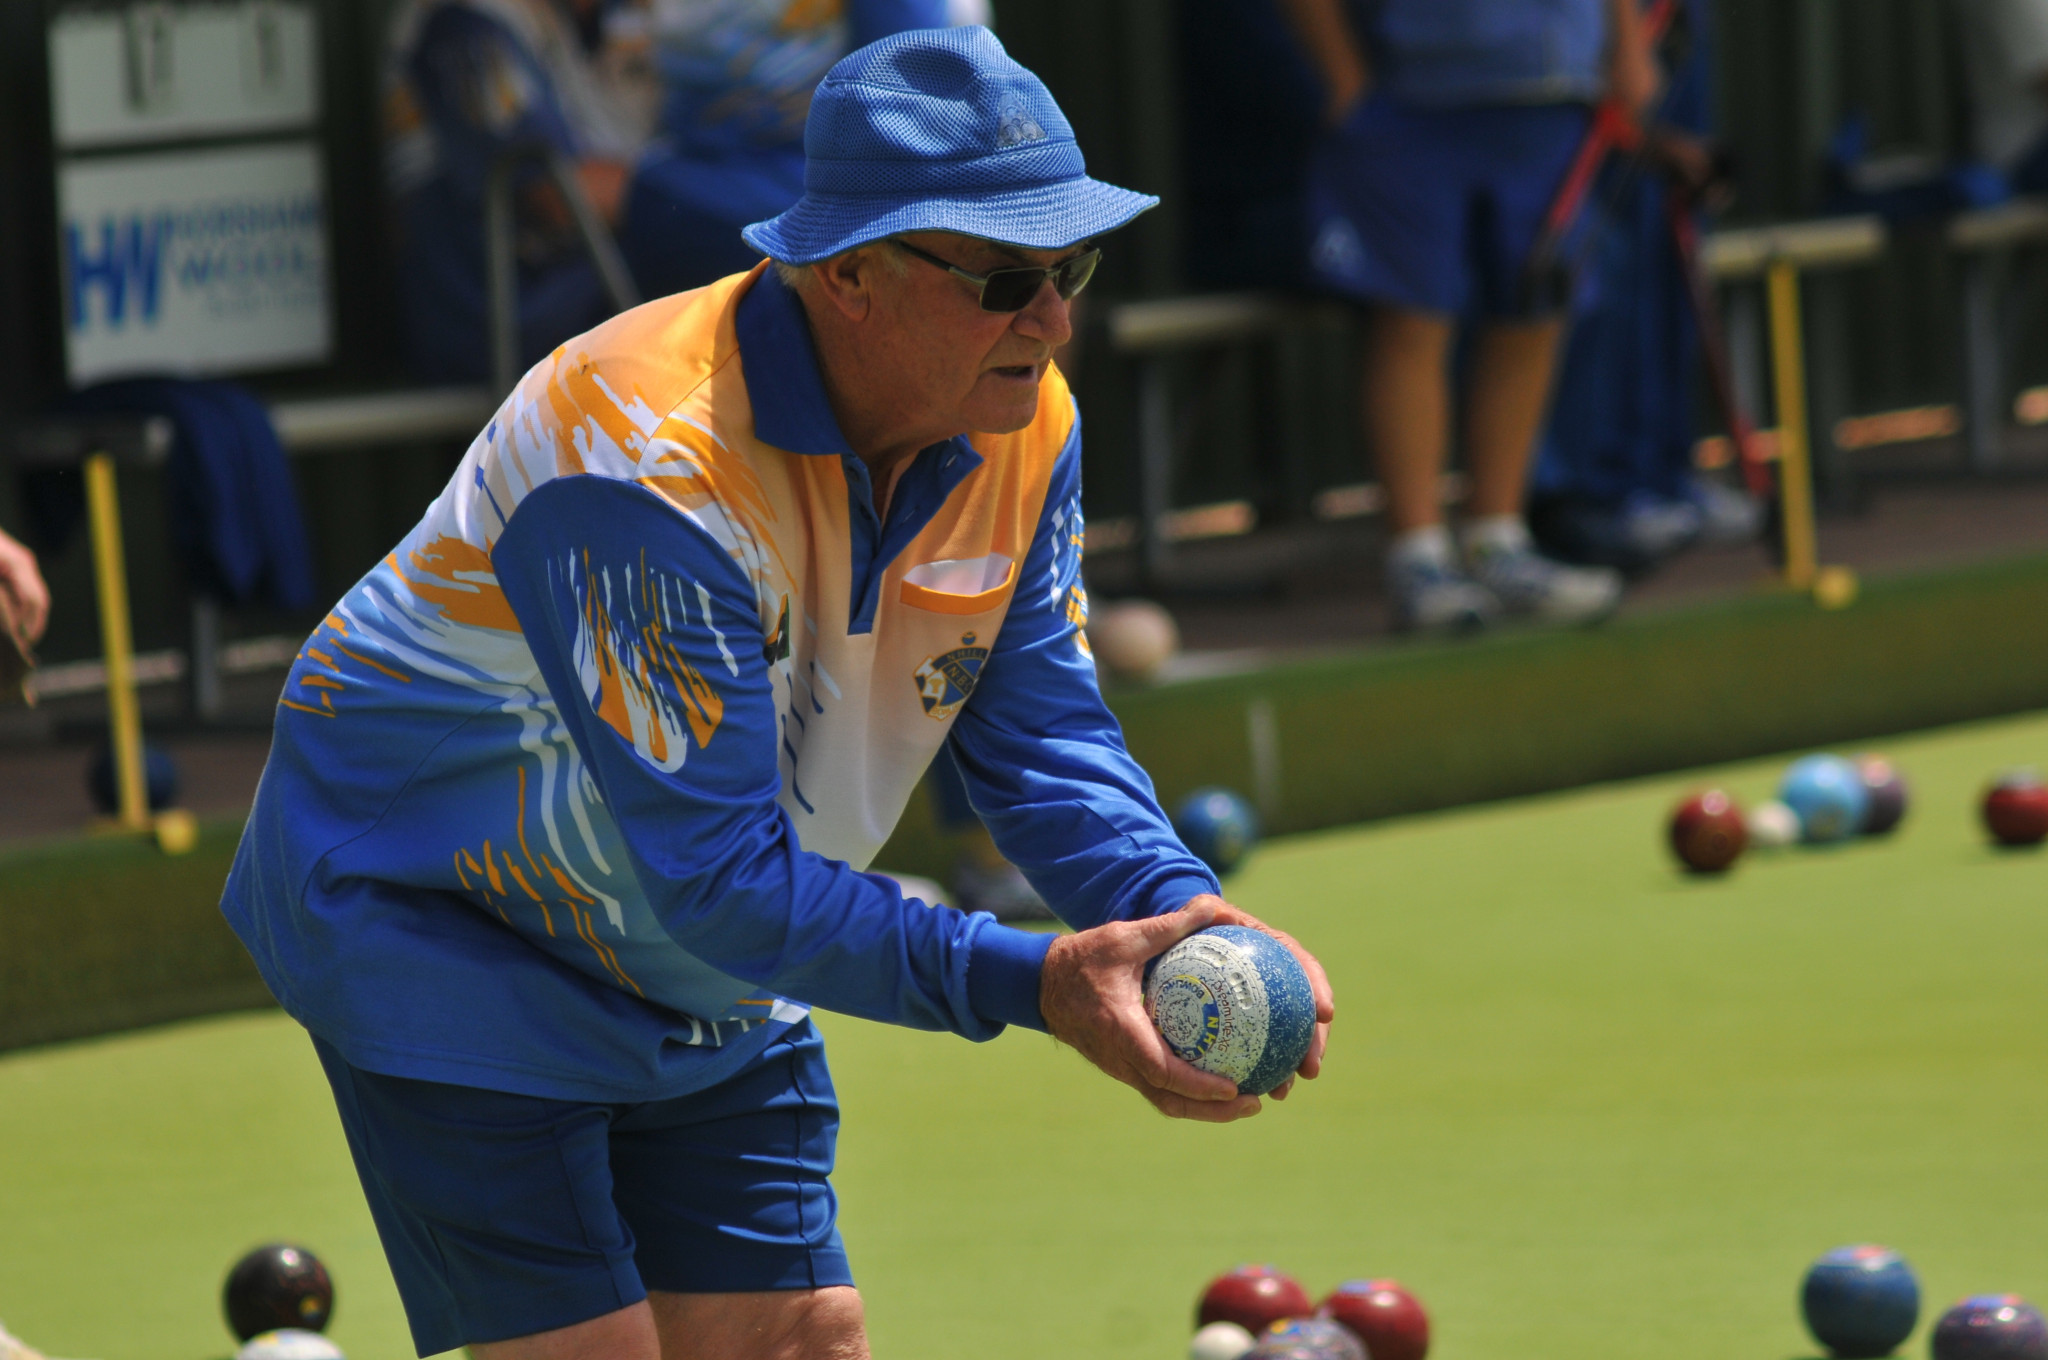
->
<box><xmin>385</xmin><ymin>0</ymin><xmax>978</xmax><ymax>383</ymax></box>
<box><xmin>385</xmin><ymin>0</ymin><xmax>661</xmax><ymax>382</ymax></box>
<box><xmin>626</xmin><ymin>0</ymin><xmax>983</xmax><ymax>298</ymax></box>
<box><xmin>1528</xmin><ymin>0</ymin><xmax>1761</xmax><ymax>574</ymax></box>
<box><xmin>1955</xmin><ymin>0</ymin><xmax>2048</xmax><ymax>192</ymax></box>
<box><xmin>1278</xmin><ymin>0</ymin><xmax>1658</xmax><ymax>632</ymax></box>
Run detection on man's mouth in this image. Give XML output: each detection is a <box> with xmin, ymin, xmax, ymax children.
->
<box><xmin>989</xmin><ymin>362</ymin><xmax>1040</xmax><ymax>382</ymax></box>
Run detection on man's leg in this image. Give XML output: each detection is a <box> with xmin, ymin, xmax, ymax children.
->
<box><xmin>1458</xmin><ymin>317</ymin><xmax>1623</xmax><ymax>621</ymax></box>
<box><xmin>651</xmin><ymin>1287</ymin><xmax>868</xmax><ymax>1360</ymax></box>
<box><xmin>1362</xmin><ymin>306</ymin><xmax>1456</xmax><ymax>535</ymax></box>
<box><xmin>1361</xmin><ymin>306</ymin><xmax>1498</xmax><ymax>631</ymax></box>
<box><xmin>1462</xmin><ymin>317</ymin><xmax>1567</xmax><ymax>520</ymax></box>
<box><xmin>469</xmin><ymin>1288</ymin><xmax>868</xmax><ymax>1360</ymax></box>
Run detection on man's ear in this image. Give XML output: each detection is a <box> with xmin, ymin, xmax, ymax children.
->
<box><xmin>811</xmin><ymin>249</ymin><xmax>876</xmax><ymax>323</ymax></box>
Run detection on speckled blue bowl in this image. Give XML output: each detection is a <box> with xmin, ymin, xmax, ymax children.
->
<box><xmin>1145</xmin><ymin>924</ymin><xmax>1316</xmax><ymax>1096</ymax></box>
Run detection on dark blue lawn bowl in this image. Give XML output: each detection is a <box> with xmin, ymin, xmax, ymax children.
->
<box><xmin>1801</xmin><ymin>1245</ymin><xmax>1920</xmax><ymax>1358</ymax></box>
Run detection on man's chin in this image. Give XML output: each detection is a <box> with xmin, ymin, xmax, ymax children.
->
<box><xmin>965</xmin><ymin>378</ymin><xmax>1043</xmax><ymax>436</ymax></box>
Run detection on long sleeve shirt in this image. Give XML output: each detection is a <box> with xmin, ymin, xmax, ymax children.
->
<box><xmin>222</xmin><ymin>264</ymin><xmax>1216</xmax><ymax>1102</ymax></box>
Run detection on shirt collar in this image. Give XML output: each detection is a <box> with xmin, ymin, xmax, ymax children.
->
<box><xmin>737</xmin><ymin>267</ymin><xmax>855</xmax><ymax>457</ymax></box>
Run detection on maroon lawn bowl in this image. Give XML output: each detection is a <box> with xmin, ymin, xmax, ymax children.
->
<box><xmin>1319</xmin><ymin>1280</ymin><xmax>1430</xmax><ymax>1360</ymax></box>
<box><xmin>1198</xmin><ymin>1265</ymin><xmax>1314</xmax><ymax>1338</ymax></box>
<box><xmin>1931</xmin><ymin>1294</ymin><xmax>2048</xmax><ymax>1360</ymax></box>
<box><xmin>1982</xmin><ymin>772</ymin><xmax>2048</xmax><ymax>848</ymax></box>
<box><xmin>1669</xmin><ymin>790</ymin><xmax>1748</xmax><ymax>873</ymax></box>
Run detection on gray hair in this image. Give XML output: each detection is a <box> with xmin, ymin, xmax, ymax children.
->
<box><xmin>772</xmin><ymin>241</ymin><xmax>909</xmax><ymax>293</ymax></box>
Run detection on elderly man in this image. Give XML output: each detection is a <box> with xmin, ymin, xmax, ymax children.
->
<box><xmin>225</xmin><ymin>26</ymin><xmax>1331</xmax><ymax>1360</ymax></box>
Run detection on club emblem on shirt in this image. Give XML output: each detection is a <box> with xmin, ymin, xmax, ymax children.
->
<box><xmin>914</xmin><ymin>632</ymin><xmax>990</xmax><ymax>721</ymax></box>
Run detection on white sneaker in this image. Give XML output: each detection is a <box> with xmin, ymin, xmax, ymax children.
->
<box><xmin>1468</xmin><ymin>543</ymin><xmax>1623</xmax><ymax>623</ymax></box>
<box><xmin>1685</xmin><ymin>476</ymin><xmax>1767</xmax><ymax>545</ymax></box>
<box><xmin>1387</xmin><ymin>554</ymin><xmax>1498</xmax><ymax>633</ymax></box>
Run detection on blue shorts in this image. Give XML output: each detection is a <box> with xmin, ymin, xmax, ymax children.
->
<box><xmin>313</xmin><ymin>1022</ymin><xmax>850</xmax><ymax>1357</ymax></box>
<box><xmin>1305</xmin><ymin>99</ymin><xmax>1593</xmax><ymax>318</ymax></box>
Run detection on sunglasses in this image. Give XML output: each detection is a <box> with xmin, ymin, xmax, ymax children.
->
<box><xmin>890</xmin><ymin>238</ymin><xmax>1101</xmax><ymax>312</ymax></box>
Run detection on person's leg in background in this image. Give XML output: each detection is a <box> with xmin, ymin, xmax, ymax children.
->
<box><xmin>1449</xmin><ymin>103</ymin><xmax>1624</xmax><ymax>622</ymax></box>
<box><xmin>1359</xmin><ymin>305</ymin><xmax>1500</xmax><ymax>631</ymax></box>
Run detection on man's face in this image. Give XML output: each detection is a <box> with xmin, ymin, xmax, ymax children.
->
<box><xmin>863</xmin><ymin>232</ymin><xmax>1082</xmax><ymax>438</ymax></box>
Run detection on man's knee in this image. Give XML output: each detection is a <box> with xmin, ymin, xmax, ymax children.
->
<box><xmin>650</xmin><ymin>1286</ymin><xmax>867</xmax><ymax>1360</ymax></box>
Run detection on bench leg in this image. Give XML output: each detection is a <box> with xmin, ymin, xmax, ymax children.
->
<box><xmin>1766</xmin><ymin>261</ymin><xmax>1819</xmax><ymax>590</ymax></box>
<box><xmin>84</xmin><ymin>452</ymin><xmax>149</xmax><ymax>832</ymax></box>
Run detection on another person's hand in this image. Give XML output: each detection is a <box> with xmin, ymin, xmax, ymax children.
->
<box><xmin>1324</xmin><ymin>64</ymin><xmax>1371</xmax><ymax>127</ymax></box>
<box><xmin>1606</xmin><ymin>22</ymin><xmax>1662</xmax><ymax>118</ymax></box>
<box><xmin>0</xmin><ymin>529</ymin><xmax>50</xmax><ymax>646</ymax></box>
<box><xmin>575</xmin><ymin>158</ymin><xmax>631</xmax><ymax>225</ymax></box>
<box><xmin>1038</xmin><ymin>895</ymin><xmax>1334</xmax><ymax>1120</ymax></box>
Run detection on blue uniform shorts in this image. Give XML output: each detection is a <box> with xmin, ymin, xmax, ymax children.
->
<box><xmin>313</xmin><ymin>1021</ymin><xmax>850</xmax><ymax>1357</ymax></box>
<box><xmin>1305</xmin><ymin>98</ymin><xmax>1593</xmax><ymax>318</ymax></box>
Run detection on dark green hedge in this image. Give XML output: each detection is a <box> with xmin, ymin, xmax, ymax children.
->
<box><xmin>0</xmin><ymin>822</ymin><xmax>272</xmax><ymax>1052</ymax></box>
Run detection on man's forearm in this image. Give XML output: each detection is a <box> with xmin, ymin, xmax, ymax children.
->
<box><xmin>1275</xmin><ymin>0</ymin><xmax>1371</xmax><ymax>119</ymax></box>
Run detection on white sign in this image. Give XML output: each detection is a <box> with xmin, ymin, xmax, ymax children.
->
<box><xmin>49</xmin><ymin>1</ymin><xmax>318</xmax><ymax>150</ymax></box>
<box><xmin>60</xmin><ymin>142</ymin><xmax>331</xmax><ymax>384</ymax></box>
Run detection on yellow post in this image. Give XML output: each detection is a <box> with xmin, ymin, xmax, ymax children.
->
<box><xmin>1766</xmin><ymin>258</ymin><xmax>1820</xmax><ymax>590</ymax></box>
<box><xmin>84</xmin><ymin>451</ymin><xmax>148</xmax><ymax>832</ymax></box>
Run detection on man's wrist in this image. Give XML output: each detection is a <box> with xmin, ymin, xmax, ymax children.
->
<box><xmin>966</xmin><ymin>923</ymin><xmax>1057</xmax><ymax>1033</ymax></box>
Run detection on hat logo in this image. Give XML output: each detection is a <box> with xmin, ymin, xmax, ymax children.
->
<box><xmin>996</xmin><ymin>104</ymin><xmax>1046</xmax><ymax>148</ymax></box>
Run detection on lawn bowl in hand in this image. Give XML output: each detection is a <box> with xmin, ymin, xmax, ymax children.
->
<box><xmin>1854</xmin><ymin>755</ymin><xmax>1910</xmax><ymax>835</ymax></box>
<box><xmin>1800</xmin><ymin>1244</ymin><xmax>1919</xmax><ymax>1357</ymax></box>
<box><xmin>1260</xmin><ymin>1318</ymin><xmax>1364</xmax><ymax>1360</ymax></box>
<box><xmin>1981</xmin><ymin>771</ymin><xmax>2048</xmax><ymax>847</ymax></box>
<box><xmin>234</xmin><ymin>1333</ymin><xmax>345</xmax><ymax>1360</ymax></box>
<box><xmin>1197</xmin><ymin>1265</ymin><xmax>1314</xmax><ymax>1335</ymax></box>
<box><xmin>1669</xmin><ymin>789</ymin><xmax>1747</xmax><ymax>873</ymax></box>
<box><xmin>1174</xmin><ymin>787</ymin><xmax>1261</xmax><ymax>876</ymax></box>
<box><xmin>1319</xmin><ymin>1280</ymin><xmax>1431</xmax><ymax>1360</ymax></box>
<box><xmin>1780</xmin><ymin>755</ymin><xmax>1870</xmax><ymax>844</ymax></box>
<box><xmin>224</xmin><ymin>1244</ymin><xmax>334</xmax><ymax>1341</ymax></box>
<box><xmin>1931</xmin><ymin>1295</ymin><xmax>2048</xmax><ymax>1360</ymax></box>
<box><xmin>1190</xmin><ymin>1320</ymin><xmax>1258</xmax><ymax>1360</ymax></box>
<box><xmin>1747</xmin><ymin>799</ymin><xmax>1801</xmax><ymax>849</ymax></box>
<box><xmin>1147</xmin><ymin>926</ymin><xmax>1315</xmax><ymax>1096</ymax></box>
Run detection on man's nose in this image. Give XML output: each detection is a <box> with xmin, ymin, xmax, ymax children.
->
<box><xmin>1012</xmin><ymin>278</ymin><xmax>1074</xmax><ymax>350</ymax></box>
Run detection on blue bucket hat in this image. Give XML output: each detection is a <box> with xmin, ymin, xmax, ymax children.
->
<box><xmin>741</xmin><ymin>26</ymin><xmax>1158</xmax><ymax>264</ymax></box>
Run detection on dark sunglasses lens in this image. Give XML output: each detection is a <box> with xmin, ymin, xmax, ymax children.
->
<box><xmin>977</xmin><ymin>251</ymin><xmax>1101</xmax><ymax>310</ymax></box>
<box><xmin>979</xmin><ymin>267</ymin><xmax>1048</xmax><ymax>312</ymax></box>
<box><xmin>1055</xmin><ymin>250</ymin><xmax>1100</xmax><ymax>299</ymax></box>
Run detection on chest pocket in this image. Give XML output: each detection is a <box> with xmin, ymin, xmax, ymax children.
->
<box><xmin>899</xmin><ymin>554</ymin><xmax>1017</xmax><ymax>615</ymax></box>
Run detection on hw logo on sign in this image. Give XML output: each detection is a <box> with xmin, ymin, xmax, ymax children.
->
<box><xmin>66</xmin><ymin>215</ymin><xmax>170</xmax><ymax>328</ymax></box>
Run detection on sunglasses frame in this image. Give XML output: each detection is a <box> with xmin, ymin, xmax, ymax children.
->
<box><xmin>888</xmin><ymin>237</ymin><xmax>1100</xmax><ymax>312</ymax></box>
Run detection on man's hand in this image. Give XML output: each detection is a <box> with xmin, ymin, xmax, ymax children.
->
<box><xmin>1605</xmin><ymin>0</ymin><xmax>1663</xmax><ymax>118</ymax></box>
<box><xmin>1275</xmin><ymin>0</ymin><xmax>1374</xmax><ymax>126</ymax></box>
<box><xmin>1039</xmin><ymin>896</ymin><xmax>1335</xmax><ymax>1120</ymax></box>
<box><xmin>0</xmin><ymin>530</ymin><xmax>49</xmax><ymax>646</ymax></box>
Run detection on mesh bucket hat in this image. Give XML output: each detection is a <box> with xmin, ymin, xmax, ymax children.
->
<box><xmin>741</xmin><ymin>26</ymin><xmax>1158</xmax><ymax>264</ymax></box>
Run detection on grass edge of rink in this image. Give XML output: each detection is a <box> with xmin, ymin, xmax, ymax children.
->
<box><xmin>10</xmin><ymin>546</ymin><xmax>2048</xmax><ymax>1053</ymax></box>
